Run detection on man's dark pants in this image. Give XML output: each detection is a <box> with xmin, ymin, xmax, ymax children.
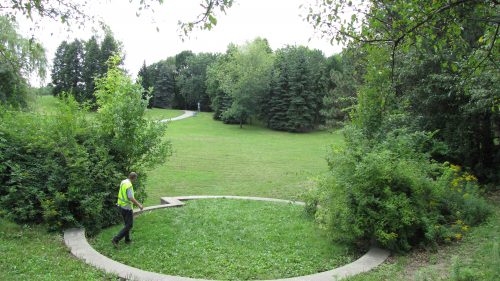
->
<box><xmin>113</xmin><ymin>207</ymin><xmax>133</xmax><ymax>243</ymax></box>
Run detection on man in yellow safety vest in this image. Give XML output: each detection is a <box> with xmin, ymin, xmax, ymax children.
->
<box><xmin>112</xmin><ymin>172</ymin><xmax>143</xmax><ymax>247</ymax></box>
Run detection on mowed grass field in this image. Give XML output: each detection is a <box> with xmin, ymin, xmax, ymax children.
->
<box><xmin>30</xmin><ymin>96</ymin><xmax>340</xmax><ymax>204</ymax></box>
<box><xmin>0</xmin><ymin>219</ymin><xmax>116</xmax><ymax>281</ymax></box>
<box><xmin>92</xmin><ymin>200</ymin><xmax>357</xmax><ymax>280</ymax></box>
<box><xmin>31</xmin><ymin>95</ymin><xmax>183</xmax><ymax>121</ymax></box>
<box><xmin>144</xmin><ymin>112</ymin><xmax>340</xmax><ymax>205</ymax></box>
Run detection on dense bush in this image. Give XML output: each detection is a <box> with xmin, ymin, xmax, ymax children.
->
<box><xmin>305</xmin><ymin>125</ymin><xmax>491</xmax><ymax>252</ymax></box>
<box><xmin>0</xmin><ymin>56</ymin><xmax>170</xmax><ymax>232</ymax></box>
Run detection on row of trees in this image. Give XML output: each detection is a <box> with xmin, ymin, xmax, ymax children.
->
<box><xmin>138</xmin><ymin>51</ymin><xmax>218</xmax><ymax>109</ymax></box>
<box><xmin>51</xmin><ymin>32</ymin><xmax>120</xmax><ymax>105</ymax></box>
<box><xmin>141</xmin><ymin>38</ymin><xmax>345</xmax><ymax>132</ymax></box>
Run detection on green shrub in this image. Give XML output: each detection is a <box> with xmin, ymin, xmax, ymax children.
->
<box><xmin>0</xmin><ymin>56</ymin><xmax>170</xmax><ymax>232</ymax></box>
<box><xmin>306</xmin><ymin>125</ymin><xmax>491</xmax><ymax>252</ymax></box>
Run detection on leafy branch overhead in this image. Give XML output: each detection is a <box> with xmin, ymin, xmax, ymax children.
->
<box><xmin>305</xmin><ymin>0</ymin><xmax>499</xmax><ymax>85</ymax></box>
<box><xmin>0</xmin><ymin>16</ymin><xmax>46</xmax><ymax>77</ymax></box>
<box><xmin>0</xmin><ymin>0</ymin><xmax>96</xmax><ymax>28</ymax></box>
<box><xmin>178</xmin><ymin>0</ymin><xmax>233</xmax><ymax>38</ymax></box>
<box><xmin>0</xmin><ymin>0</ymin><xmax>233</xmax><ymax>37</ymax></box>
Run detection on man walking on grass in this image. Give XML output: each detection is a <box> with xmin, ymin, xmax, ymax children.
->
<box><xmin>112</xmin><ymin>172</ymin><xmax>143</xmax><ymax>247</ymax></box>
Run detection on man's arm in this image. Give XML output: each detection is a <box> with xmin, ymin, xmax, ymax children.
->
<box><xmin>127</xmin><ymin>188</ymin><xmax>143</xmax><ymax>210</ymax></box>
<box><xmin>130</xmin><ymin>197</ymin><xmax>144</xmax><ymax>210</ymax></box>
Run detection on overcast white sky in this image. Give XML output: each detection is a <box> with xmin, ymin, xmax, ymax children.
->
<box><xmin>17</xmin><ymin>0</ymin><xmax>343</xmax><ymax>85</ymax></box>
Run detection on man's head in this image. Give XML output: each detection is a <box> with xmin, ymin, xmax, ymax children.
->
<box><xmin>128</xmin><ymin>172</ymin><xmax>138</xmax><ymax>182</ymax></box>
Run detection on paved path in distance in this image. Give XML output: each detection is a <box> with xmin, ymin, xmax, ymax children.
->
<box><xmin>159</xmin><ymin>110</ymin><xmax>196</xmax><ymax>123</ymax></box>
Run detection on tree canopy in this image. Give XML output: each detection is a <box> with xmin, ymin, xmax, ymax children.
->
<box><xmin>0</xmin><ymin>15</ymin><xmax>46</xmax><ymax>107</ymax></box>
<box><xmin>51</xmin><ymin>31</ymin><xmax>121</xmax><ymax>105</ymax></box>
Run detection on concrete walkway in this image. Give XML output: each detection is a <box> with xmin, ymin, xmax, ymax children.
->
<box><xmin>159</xmin><ymin>110</ymin><xmax>196</xmax><ymax>123</ymax></box>
<box><xmin>64</xmin><ymin>196</ymin><xmax>390</xmax><ymax>281</ymax></box>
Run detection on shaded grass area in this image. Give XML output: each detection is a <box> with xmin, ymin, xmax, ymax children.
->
<box><xmin>145</xmin><ymin>113</ymin><xmax>341</xmax><ymax>205</ymax></box>
<box><xmin>91</xmin><ymin>199</ymin><xmax>358</xmax><ymax>280</ymax></box>
<box><xmin>0</xmin><ymin>219</ymin><xmax>116</xmax><ymax>281</ymax></box>
<box><xmin>344</xmin><ymin>193</ymin><xmax>500</xmax><ymax>281</ymax></box>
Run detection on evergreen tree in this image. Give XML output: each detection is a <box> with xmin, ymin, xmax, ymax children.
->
<box><xmin>137</xmin><ymin>59</ymin><xmax>177</xmax><ymax>109</ymax></box>
<box><xmin>138</xmin><ymin>61</ymin><xmax>153</xmax><ymax>108</ymax></box>
<box><xmin>152</xmin><ymin>61</ymin><xmax>176</xmax><ymax>108</ymax></box>
<box><xmin>51</xmin><ymin>41</ymin><xmax>69</xmax><ymax>97</ymax></box>
<box><xmin>265</xmin><ymin>46</ymin><xmax>327</xmax><ymax>132</ymax></box>
<box><xmin>82</xmin><ymin>36</ymin><xmax>100</xmax><ymax>104</ymax></box>
<box><xmin>287</xmin><ymin>49</ymin><xmax>311</xmax><ymax>132</ymax></box>
<box><xmin>51</xmin><ymin>31</ymin><xmax>123</xmax><ymax>105</ymax></box>
<box><xmin>63</xmin><ymin>40</ymin><xmax>84</xmax><ymax>101</ymax></box>
<box><xmin>267</xmin><ymin>50</ymin><xmax>290</xmax><ymax>130</ymax></box>
<box><xmin>99</xmin><ymin>31</ymin><xmax>120</xmax><ymax>76</ymax></box>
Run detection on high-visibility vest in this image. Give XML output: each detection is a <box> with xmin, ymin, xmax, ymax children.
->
<box><xmin>117</xmin><ymin>179</ymin><xmax>134</xmax><ymax>208</ymax></box>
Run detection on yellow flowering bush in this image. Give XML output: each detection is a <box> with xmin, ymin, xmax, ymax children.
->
<box><xmin>305</xmin><ymin>126</ymin><xmax>492</xmax><ymax>252</ymax></box>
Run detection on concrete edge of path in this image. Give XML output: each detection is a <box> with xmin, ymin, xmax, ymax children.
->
<box><xmin>159</xmin><ymin>110</ymin><xmax>196</xmax><ymax>123</ymax></box>
<box><xmin>64</xmin><ymin>196</ymin><xmax>390</xmax><ymax>281</ymax></box>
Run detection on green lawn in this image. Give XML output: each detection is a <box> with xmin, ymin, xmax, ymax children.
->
<box><xmin>31</xmin><ymin>95</ymin><xmax>184</xmax><ymax>121</ymax></box>
<box><xmin>0</xmin><ymin>219</ymin><xmax>116</xmax><ymax>281</ymax></box>
<box><xmin>144</xmin><ymin>112</ymin><xmax>340</xmax><ymax>205</ymax></box>
<box><xmin>91</xmin><ymin>199</ymin><xmax>358</xmax><ymax>280</ymax></box>
<box><xmin>31</xmin><ymin>95</ymin><xmax>60</xmax><ymax>114</ymax></box>
<box><xmin>144</xmin><ymin>108</ymin><xmax>184</xmax><ymax>120</ymax></box>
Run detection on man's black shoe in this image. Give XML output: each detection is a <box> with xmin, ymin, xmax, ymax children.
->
<box><xmin>112</xmin><ymin>239</ymin><xmax>119</xmax><ymax>248</ymax></box>
<box><xmin>125</xmin><ymin>240</ymin><xmax>132</xmax><ymax>244</ymax></box>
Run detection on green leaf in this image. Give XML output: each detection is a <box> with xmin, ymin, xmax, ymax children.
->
<box><xmin>209</xmin><ymin>15</ymin><xmax>217</xmax><ymax>26</ymax></box>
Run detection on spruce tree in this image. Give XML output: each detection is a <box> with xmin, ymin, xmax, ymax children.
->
<box><xmin>82</xmin><ymin>36</ymin><xmax>100</xmax><ymax>105</ymax></box>
<box><xmin>286</xmin><ymin>49</ymin><xmax>311</xmax><ymax>132</ymax></box>
<box><xmin>266</xmin><ymin>46</ymin><xmax>327</xmax><ymax>132</ymax></box>
<box><xmin>138</xmin><ymin>61</ymin><xmax>154</xmax><ymax>108</ymax></box>
<box><xmin>51</xmin><ymin>41</ymin><xmax>69</xmax><ymax>97</ymax></box>
<box><xmin>152</xmin><ymin>61</ymin><xmax>176</xmax><ymax>108</ymax></box>
<box><xmin>267</xmin><ymin>49</ymin><xmax>290</xmax><ymax>131</ymax></box>
<box><xmin>99</xmin><ymin>32</ymin><xmax>120</xmax><ymax>76</ymax></box>
<box><xmin>63</xmin><ymin>40</ymin><xmax>84</xmax><ymax>101</ymax></box>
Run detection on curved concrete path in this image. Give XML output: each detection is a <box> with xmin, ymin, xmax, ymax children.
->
<box><xmin>64</xmin><ymin>196</ymin><xmax>390</xmax><ymax>281</ymax></box>
<box><xmin>159</xmin><ymin>110</ymin><xmax>196</xmax><ymax>123</ymax></box>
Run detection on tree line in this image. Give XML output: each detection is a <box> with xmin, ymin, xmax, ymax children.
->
<box><xmin>53</xmin><ymin>36</ymin><xmax>347</xmax><ymax>132</ymax></box>
<box><xmin>51</xmin><ymin>31</ymin><xmax>120</xmax><ymax>106</ymax></box>
<box><xmin>135</xmin><ymin>38</ymin><xmax>346</xmax><ymax>132</ymax></box>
